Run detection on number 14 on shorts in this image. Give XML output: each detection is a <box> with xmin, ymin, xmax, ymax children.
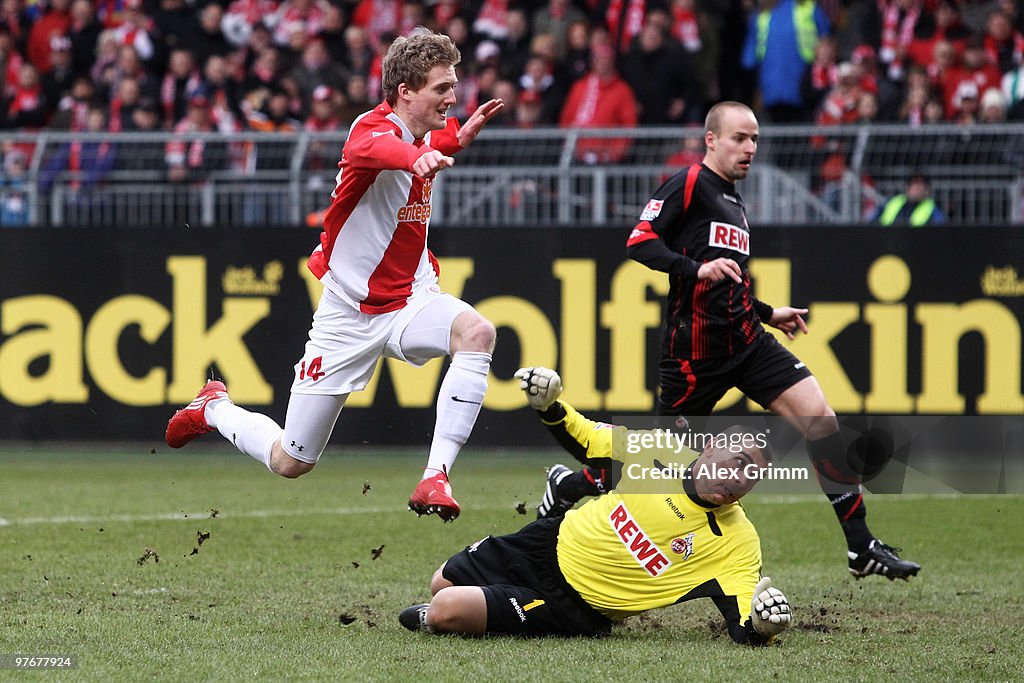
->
<box><xmin>299</xmin><ymin>356</ymin><xmax>325</xmax><ymax>381</ymax></box>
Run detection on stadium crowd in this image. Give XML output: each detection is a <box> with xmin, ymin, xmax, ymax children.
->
<box><xmin>3</xmin><ymin>0</ymin><xmax>1024</xmax><ymax>134</ymax></box>
<box><xmin>2</xmin><ymin>0</ymin><xmax>1024</xmax><ymax>223</ymax></box>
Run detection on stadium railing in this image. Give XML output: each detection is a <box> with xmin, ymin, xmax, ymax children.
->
<box><xmin>1</xmin><ymin>123</ymin><xmax>1021</xmax><ymax>228</ymax></box>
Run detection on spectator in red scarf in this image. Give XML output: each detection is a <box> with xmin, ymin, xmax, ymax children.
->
<box><xmin>399</xmin><ymin>1</ymin><xmax>425</xmax><ymax>36</ymax></box>
<box><xmin>906</xmin><ymin>0</ymin><xmax>971</xmax><ymax>66</ymax></box>
<box><xmin>893</xmin><ymin>62</ymin><xmax>936</xmax><ymax>124</ymax></box>
<box><xmin>221</xmin><ymin>0</ymin><xmax>279</xmax><ymax>49</ymax></box>
<box><xmin>979</xmin><ymin>85</ymin><xmax>1008</xmax><ymax>122</ymax></box>
<box><xmin>338</xmin><ymin>73</ymin><xmax>369</xmax><ymax>123</ymax></box>
<box><xmin>349</xmin><ymin>0</ymin><xmax>398</xmax><ymax>46</ymax></box>
<box><xmin>40</xmin><ymin>103</ymin><xmax>116</xmax><ymax>196</ymax></box>
<box><xmin>287</xmin><ymin>35</ymin><xmax>349</xmax><ymax>108</ymax></box>
<box><xmin>153</xmin><ymin>0</ymin><xmax>200</xmax><ymax>53</ymax></box>
<box><xmin>0</xmin><ymin>30</ymin><xmax>23</xmax><ymax>101</ymax></box>
<box><xmin>1</xmin><ymin>0</ymin><xmax>33</xmax><ymax>55</ymax></box>
<box><xmin>165</xmin><ymin>93</ymin><xmax>227</xmax><ymax>182</ymax></box>
<box><xmin>0</xmin><ymin>60</ymin><xmax>46</xmax><ymax>128</ymax></box>
<box><xmin>816</xmin><ymin>60</ymin><xmax>864</xmax><ymax>128</ymax></box>
<box><xmin>96</xmin><ymin>0</ymin><xmax>130</xmax><ymax>28</ymax></box>
<box><xmin>160</xmin><ymin>47</ymin><xmax>202</xmax><ymax>128</ymax></box>
<box><xmin>315</xmin><ymin>2</ymin><xmax>345</xmax><ymax>63</ymax></box>
<box><xmin>41</xmin><ymin>34</ymin><xmax>74</xmax><ymax>114</ymax></box>
<box><xmin>943</xmin><ymin>34</ymin><xmax>1002</xmax><ymax>117</ymax></box>
<box><xmin>201</xmin><ymin>53</ymin><xmax>245</xmax><ymax>132</ymax></box>
<box><xmin>303</xmin><ymin>82</ymin><xmax>339</xmax><ymax>130</ymax></box>
<box><xmin>518</xmin><ymin>53</ymin><xmax>563</xmax><ymax>124</ymax></box>
<box><xmin>473</xmin><ymin>0</ymin><xmax>509</xmax><ymax>43</ymax></box>
<box><xmin>875</xmin><ymin>0</ymin><xmax>925</xmax><ymax>81</ymax></box>
<box><xmin>193</xmin><ymin>3</ymin><xmax>233</xmax><ymax>64</ymax></box>
<box><xmin>925</xmin><ymin>38</ymin><xmax>958</xmax><ymax>94</ymax></box>
<box><xmin>341</xmin><ymin>24</ymin><xmax>373</xmax><ymax>76</ymax></box>
<box><xmin>497</xmin><ymin>7</ymin><xmax>532</xmax><ymax>81</ymax></box>
<box><xmin>950</xmin><ymin>78</ymin><xmax>980</xmax><ymax>124</ymax></box>
<box><xmin>561</xmin><ymin>19</ymin><xmax>592</xmax><ymax>87</ymax></box>
<box><xmin>110</xmin><ymin>43</ymin><xmax>157</xmax><ymax>105</ymax></box>
<box><xmin>48</xmin><ymin>72</ymin><xmax>91</xmax><ymax>129</ymax></box>
<box><xmin>620</xmin><ymin>13</ymin><xmax>697</xmax><ymax>124</ymax></box>
<box><xmin>67</xmin><ymin>0</ymin><xmax>101</xmax><ymax>78</ymax></box>
<box><xmin>668</xmin><ymin>0</ymin><xmax>717</xmax><ymax>100</ymax></box>
<box><xmin>559</xmin><ymin>42</ymin><xmax>638</xmax><ymax>164</ymax></box>
<box><xmin>111</xmin><ymin>0</ymin><xmax>155</xmax><ymax>62</ymax></box>
<box><xmin>244</xmin><ymin>45</ymin><xmax>283</xmax><ymax>94</ymax></box>
<box><xmin>108</xmin><ymin>74</ymin><xmax>142</xmax><ymax>131</ymax></box>
<box><xmin>599</xmin><ymin>0</ymin><xmax>654</xmax><ymax>55</ymax></box>
<box><xmin>430</xmin><ymin>0</ymin><xmax>460</xmax><ymax>30</ymax></box>
<box><xmin>983</xmin><ymin>8</ymin><xmax>1024</xmax><ymax>73</ymax></box>
<box><xmin>850</xmin><ymin>43</ymin><xmax>903</xmax><ymax>120</ymax></box>
<box><xmin>302</xmin><ymin>83</ymin><xmax>340</xmax><ymax>192</ymax></box>
<box><xmin>802</xmin><ymin>34</ymin><xmax>839</xmax><ymax>119</ymax></box>
<box><xmin>27</xmin><ymin>0</ymin><xmax>71</xmax><ymax>73</ymax></box>
<box><xmin>532</xmin><ymin>0</ymin><xmax>588</xmax><ymax>59</ymax></box>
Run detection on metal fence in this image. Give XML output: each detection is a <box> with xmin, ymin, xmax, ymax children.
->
<box><xmin>1</xmin><ymin>123</ymin><xmax>1022</xmax><ymax>228</ymax></box>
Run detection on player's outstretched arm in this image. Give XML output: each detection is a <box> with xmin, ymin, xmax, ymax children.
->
<box><xmin>411</xmin><ymin>150</ymin><xmax>455</xmax><ymax>178</ymax></box>
<box><xmin>767</xmin><ymin>307</ymin><xmax>809</xmax><ymax>340</ymax></box>
<box><xmin>515</xmin><ymin>367</ymin><xmax>562</xmax><ymax>411</ymax></box>
<box><xmin>749</xmin><ymin>576</ymin><xmax>791</xmax><ymax>640</ymax></box>
<box><xmin>457</xmin><ymin>98</ymin><xmax>504</xmax><ymax>148</ymax></box>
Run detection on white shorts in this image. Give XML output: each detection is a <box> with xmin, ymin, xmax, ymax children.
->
<box><xmin>280</xmin><ymin>287</ymin><xmax>471</xmax><ymax>463</ymax></box>
<box><xmin>291</xmin><ymin>286</ymin><xmax>472</xmax><ymax>396</ymax></box>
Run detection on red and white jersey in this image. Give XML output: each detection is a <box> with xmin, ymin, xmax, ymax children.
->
<box><xmin>307</xmin><ymin>100</ymin><xmax>462</xmax><ymax>315</ymax></box>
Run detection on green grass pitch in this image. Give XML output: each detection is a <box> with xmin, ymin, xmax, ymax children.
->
<box><xmin>1</xmin><ymin>444</ymin><xmax>1021</xmax><ymax>681</ymax></box>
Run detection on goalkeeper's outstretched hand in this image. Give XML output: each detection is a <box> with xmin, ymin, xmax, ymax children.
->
<box><xmin>750</xmin><ymin>577</ymin><xmax>791</xmax><ymax>638</ymax></box>
<box><xmin>514</xmin><ymin>367</ymin><xmax>563</xmax><ymax>411</ymax></box>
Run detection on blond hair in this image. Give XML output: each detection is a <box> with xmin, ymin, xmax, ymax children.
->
<box><xmin>382</xmin><ymin>28</ymin><xmax>461</xmax><ymax>104</ymax></box>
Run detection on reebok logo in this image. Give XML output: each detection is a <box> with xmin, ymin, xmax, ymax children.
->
<box><xmin>508</xmin><ymin>597</ymin><xmax>527</xmax><ymax>622</ymax></box>
<box><xmin>451</xmin><ymin>396</ymin><xmax>481</xmax><ymax>405</ymax></box>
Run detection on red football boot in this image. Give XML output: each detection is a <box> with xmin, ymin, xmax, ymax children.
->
<box><xmin>408</xmin><ymin>470</ymin><xmax>461</xmax><ymax>522</ymax></box>
<box><xmin>165</xmin><ymin>380</ymin><xmax>228</xmax><ymax>448</ymax></box>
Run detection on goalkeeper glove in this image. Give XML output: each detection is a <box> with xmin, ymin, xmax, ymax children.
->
<box><xmin>514</xmin><ymin>367</ymin><xmax>563</xmax><ymax>411</ymax></box>
<box><xmin>749</xmin><ymin>577</ymin><xmax>791</xmax><ymax>638</ymax></box>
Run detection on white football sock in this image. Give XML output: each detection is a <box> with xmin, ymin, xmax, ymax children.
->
<box><xmin>206</xmin><ymin>399</ymin><xmax>281</xmax><ymax>471</ymax></box>
<box><xmin>425</xmin><ymin>351</ymin><xmax>490</xmax><ymax>478</ymax></box>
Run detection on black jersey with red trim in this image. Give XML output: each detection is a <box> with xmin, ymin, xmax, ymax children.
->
<box><xmin>626</xmin><ymin>163</ymin><xmax>773</xmax><ymax>360</ymax></box>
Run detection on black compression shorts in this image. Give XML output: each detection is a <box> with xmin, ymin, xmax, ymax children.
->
<box><xmin>441</xmin><ymin>517</ymin><xmax>612</xmax><ymax>637</ymax></box>
<box><xmin>658</xmin><ymin>332</ymin><xmax>813</xmax><ymax>415</ymax></box>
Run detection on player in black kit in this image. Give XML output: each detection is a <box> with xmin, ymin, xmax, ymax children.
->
<box><xmin>537</xmin><ymin>101</ymin><xmax>919</xmax><ymax>581</ymax></box>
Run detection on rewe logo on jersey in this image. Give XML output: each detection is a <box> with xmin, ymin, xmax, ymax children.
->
<box><xmin>708</xmin><ymin>221</ymin><xmax>749</xmax><ymax>255</ymax></box>
<box><xmin>608</xmin><ymin>502</ymin><xmax>672</xmax><ymax>576</ymax></box>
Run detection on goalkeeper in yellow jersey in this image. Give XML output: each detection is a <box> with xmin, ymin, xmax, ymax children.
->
<box><xmin>399</xmin><ymin>367</ymin><xmax>791</xmax><ymax>643</ymax></box>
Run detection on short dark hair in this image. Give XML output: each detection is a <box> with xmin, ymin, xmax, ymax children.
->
<box><xmin>704</xmin><ymin>101</ymin><xmax>755</xmax><ymax>136</ymax></box>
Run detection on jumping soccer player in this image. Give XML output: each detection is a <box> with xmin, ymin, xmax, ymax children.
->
<box><xmin>165</xmin><ymin>29</ymin><xmax>504</xmax><ymax>522</ymax></box>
